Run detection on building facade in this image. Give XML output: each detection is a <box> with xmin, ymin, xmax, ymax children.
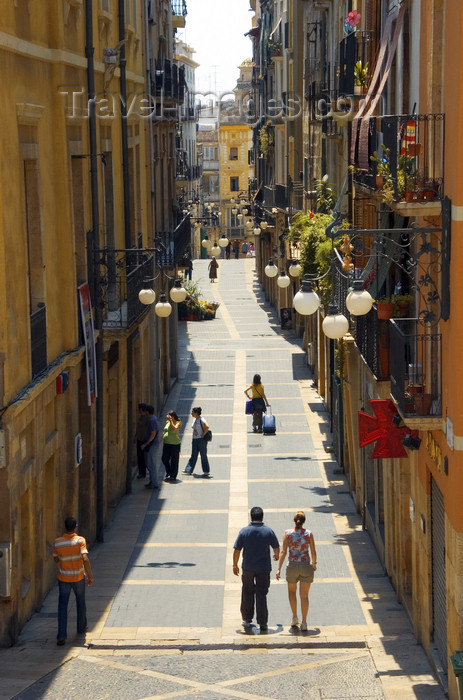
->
<box><xmin>0</xmin><ymin>0</ymin><xmax>190</xmax><ymax>646</ymax></box>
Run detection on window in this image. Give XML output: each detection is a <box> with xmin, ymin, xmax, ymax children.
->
<box><xmin>229</xmin><ymin>147</ymin><xmax>238</xmax><ymax>160</ymax></box>
<box><xmin>100</xmin><ymin>0</ymin><xmax>111</xmax><ymax>11</ymax></box>
<box><xmin>230</xmin><ymin>176</ymin><xmax>239</xmax><ymax>192</ymax></box>
<box><xmin>203</xmin><ymin>146</ymin><xmax>217</xmax><ymax>161</ymax></box>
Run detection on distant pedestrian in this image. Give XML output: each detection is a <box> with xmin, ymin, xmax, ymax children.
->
<box><xmin>53</xmin><ymin>516</ymin><xmax>94</xmax><ymax>646</ymax></box>
<box><xmin>134</xmin><ymin>403</ymin><xmax>149</xmax><ymax>479</ymax></box>
<box><xmin>182</xmin><ymin>251</ymin><xmax>193</xmax><ymax>281</ymax></box>
<box><xmin>244</xmin><ymin>374</ymin><xmax>269</xmax><ymax>433</ymax></box>
<box><xmin>226</xmin><ymin>241</ymin><xmax>231</xmax><ymax>259</ymax></box>
<box><xmin>162</xmin><ymin>410</ymin><xmax>182</xmax><ymax>482</ymax></box>
<box><xmin>142</xmin><ymin>404</ymin><xmax>160</xmax><ymax>489</ymax></box>
<box><xmin>233</xmin><ymin>506</ymin><xmax>280</xmax><ymax>632</ymax></box>
<box><xmin>276</xmin><ymin>510</ymin><xmax>317</xmax><ymax>631</ymax></box>
<box><xmin>208</xmin><ymin>256</ymin><xmax>219</xmax><ymax>282</ymax></box>
<box><xmin>233</xmin><ymin>240</ymin><xmax>240</xmax><ymax>259</ymax></box>
<box><xmin>182</xmin><ymin>407</ymin><xmax>211</xmax><ymax>477</ymax></box>
<box><xmin>241</xmin><ymin>241</ymin><xmax>248</xmax><ymax>256</ymax></box>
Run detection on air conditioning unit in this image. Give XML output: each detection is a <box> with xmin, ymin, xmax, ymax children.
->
<box><xmin>0</xmin><ymin>544</ymin><xmax>12</xmax><ymax>598</ymax></box>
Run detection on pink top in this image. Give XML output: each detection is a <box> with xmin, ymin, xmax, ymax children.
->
<box><xmin>285</xmin><ymin>528</ymin><xmax>312</xmax><ymax>563</ymax></box>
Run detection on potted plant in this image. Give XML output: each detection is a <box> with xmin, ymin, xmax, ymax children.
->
<box><xmin>376</xmin><ymin>296</ymin><xmax>394</xmax><ymax>320</ymax></box>
<box><xmin>370</xmin><ymin>146</ymin><xmax>390</xmax><ymax>189</ymax></box>
<box><xmin>353</xmin><ymin>60</ymin><xmax>368</xmax><ymax>94</ymax></box>
<box><xmin>392</xmin><ymin>293</ymin><xmax>414</xmax><ymax>317</ymax></box>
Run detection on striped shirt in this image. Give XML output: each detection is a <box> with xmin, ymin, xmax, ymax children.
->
<box><xmin>53</xmin><ymin>533</ymin><xmax>88</xmax><ymax>582</ymax></box>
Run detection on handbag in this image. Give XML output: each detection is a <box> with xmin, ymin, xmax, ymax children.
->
<box><xmin>204</xmin><ymin>429</ymin><xmax>212</xmax><ymax>442</ymax></box>
<box><xmin>245</xmin><ymin>400</ymin><xmax>254</xmax><ymax>415</ymax></box>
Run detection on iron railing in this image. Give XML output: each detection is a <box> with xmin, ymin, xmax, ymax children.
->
<box><xmin>390</xmin><ymin>319</ymin><xmax>441</xmax><ymax>418</ymax></box>
<box><xmin>171</xmin><ymin>0</ymin><xmax>187</xmax><ymax>17</ymax></box>
<box><xmin>160</xmin><ymin>213</ymin><xmax>192</xmax><ymax>264</ymax></box>
<box><xmin>353</xmin><ymin>113</ymin><xmax>444</xmax><ymax>203</ymax></box>
<box><xmin>352</xmin><ymin>307</ymin><xmax>389</xmax><ymax>381</ymax></box>
<box><xmin>30</xmin><ymin>304</ymin><xmax>47</xmax><ymax>378</ymax></box>
<box><xmin>96</xmin><ymin>251</ymin><xmax>154</xmax><ymax>330</ymax></box>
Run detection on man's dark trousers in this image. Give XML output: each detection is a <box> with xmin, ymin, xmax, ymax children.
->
<box><xmin>241</xmin><ymin>571</ymin><xmax>271</xmax><ymax>626</ymax></box>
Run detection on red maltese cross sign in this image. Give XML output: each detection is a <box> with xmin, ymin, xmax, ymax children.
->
<box><xmin>358</xmin><ymin>399</ymin><xmax>409</xmax><ymax>458</ymax></box>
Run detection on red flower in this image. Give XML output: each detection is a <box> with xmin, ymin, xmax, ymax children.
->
<box><xmin>347</xmin><ymin>10</ymin><xmax>361</xmax><ymax>26</ymax></box>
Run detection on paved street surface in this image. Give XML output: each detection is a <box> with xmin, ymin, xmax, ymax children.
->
<box><xmin>0</xmin><ymin>259</ymin><xmax>445</xmax><ymax>699</ymax></box>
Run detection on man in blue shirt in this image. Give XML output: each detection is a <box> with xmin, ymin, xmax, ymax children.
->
<box><xmin>141</xmin><ymin>405</ymin><xmax>159</xmax><ymax>489</ymax></box>
<box><xmin>233</xmin><ymin>506</ymin><xmax>280</xmax><ymax>632</ymax></box>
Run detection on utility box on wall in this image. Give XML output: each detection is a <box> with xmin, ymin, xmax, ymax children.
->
<box><xmin>0</xmin><ymin>544</ymin><xmax>11</xmax><ymax>597</ymax></box>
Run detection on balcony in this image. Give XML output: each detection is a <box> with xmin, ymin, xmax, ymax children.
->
<box><xmin>97</xmin><ymin>251</ymin><xmax>154</xmax><ymax>330</ymax></box>
<box><xmin>263</xmin><ymin>184</ymin><xmax>288</xmax><ymax>210</ymax></box>
<box><xmin>353</xmin><ymin>114</ymin><xmax>444</xmax><ymax>215</ymax></box>
<box><xmin>162</xmin><ymin>213</ymin><xmax>192</xmax><ymax>263</ymax></box>
<box><xmin>172</xmin><ymin>0</ymin><xmax>187</xmax><ymax>27</ymax></box>
<box><xmin>390</xmin><ymin>319</ymin><xmax>442</xmax><ymax>426</ymax></box>
<box><xmin>30</xmin><ymin>304</ymin><xmax>47</xmax><ymax>378</ymax></box>
<box><xmin>353</xmin><ymin>306</ymin><xmax>390</xmax><ymax>381</ymax></box>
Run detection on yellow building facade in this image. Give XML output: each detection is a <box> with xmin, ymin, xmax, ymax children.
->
<box><xmin>0</xmin><ymin>1</ymin><xmax>183</xmax><ymax>645</ymax></box>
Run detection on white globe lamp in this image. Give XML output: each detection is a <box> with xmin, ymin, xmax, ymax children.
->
<box><xmin>169</xmin><ymin>279</ymin><xmax>187</xmax><ymax>303</ymax></box>
<box><xmin>260</xmin><ymin>221</ymin><xmax>268</xmax><ymax>229</ymax></box>
<box><xmin>218</xmin><ymin>235</ymin><xmax>229</xmax><ymax>248</ymax></box>
<box><xmin>322</xmin><ymin>303</ymin><xmax>349</xmax><ymax>339</ymax></box>
<box><xmin>155</xmin><ymin>292</ymin><xmax>172</xmax><ymax>317</ymax></box>
<box><xmin>264</xmin><ymin>260</ymin><xmax>279</xmax><ymax>278</ymax></box>
<box><xmin>289</xmin><ymin>261</ymin><xmax>302</xmax><ymax>277</ymax></box>
<box><xmin>277</xmin><ymin>271</ymin><xmax>291</xmax><ymax>288</ymax></box>
<box><xmin>201</xmin><ymin>236</ymin><xmax>211</xmax><ymax>248</ymax></box>
<box><xmin>293</xmin><ymin>278</ymin><xmax>320</xmax><ymax>315</ymax></box>
<box><xmin>345</xmin><ymin>279</ymin><xmax>374</xmax><ymax>316</ymax></box>
<box><xmin>231</xmin><ymin>207</ymin><xmax>238</xmax><ymax>215</ymax></box>
<box><xmin>210</xmin><ymin>244</ymin><xmax>221</xmax><ymax>257</ymax></box>
<box><xmin>246</xmin><ymin>220</ymin><xmax>253</xmax><ymax>230</ymax></box>
<box><xmin>253</xmin><ymin>226</ymin><xmax>261</xmax><ymax>235</ymax></box>
<box><xmin>139</xmin><ymin>288</ymin><xmax>156</xmax><ymax>305</ymax></box>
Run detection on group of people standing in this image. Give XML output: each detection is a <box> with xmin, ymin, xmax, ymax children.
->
<box><xmin>135</xmin><ymin>403</ymin><xmax>212</xmax><ymax>486</ymax></box>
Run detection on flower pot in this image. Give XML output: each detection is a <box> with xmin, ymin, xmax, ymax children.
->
<box><xmin>396</xmin><ymin>301</ymin><xmax>410</xmax><ymax>317</ymax></box>
<box><xmin>375</xmin><ymin>175</ymin><xmax>384</xmax><ymax>188</ymax></box>
<box><xmin>354</xmin><ymin>85</ymin><xmax>363</xmax><ymax>95</ymax></box>
<box><xmin>405</xmin><ymin>191</ymin><xmax>415</xmax><ymax>202</ymax></box>
<box><xmin>408</xmin><ymin>143</ymin><xmax>421</xmax><ymax>156</ymax></box>
<box><xmin>376</xmin><ymin>302</ymin><xmax>394</xmax><ymax>320</ymax></box>
<box><xmin>414</xmin><ymin>393</ymin><xmax>432</xmax><ymax>415</ymax></box>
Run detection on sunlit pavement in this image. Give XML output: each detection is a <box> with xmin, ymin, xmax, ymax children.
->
<box><xmin>0</xmin><ymin>258</ymin><xmax>445</xmax><ymax>699</ymax></box>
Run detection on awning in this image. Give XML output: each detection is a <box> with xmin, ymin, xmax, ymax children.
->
<box><xmin>351</xmin><ymin>5</ymin><xmax>406</xmax><ymax>170</ymax></box>
<box><xmin>269</xmin><ymin>17</ymin><xmax>282</xmax><ymax>37</ymax></box>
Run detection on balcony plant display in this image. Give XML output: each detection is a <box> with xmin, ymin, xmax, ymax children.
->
<box><xmin>315</xmin><ymin>174</ymin><xmax>336</xmax><ymax>214</ymax></box>
<box><xmin>375</xmin><ymin>296</ymin><xmax>394</xmax><ymax>320</ymax></box>
<box><xmin>370</xmin><ymin>146</ymin><xmax>391</xmax><ymax>189</ymax></box>
<box><xmin>268</xmin><ymin>40</ymin><xmax>282</xmax><ymax>57</ymax></box>
<box><xmin>392</xmin><ymin>293</ymin><xmax>414</xmax><ymax>317</ymax></box>
<box><xmin>287</xmin><ymin>210</ymin><xmax>350</xmax><ymax>307</ymax></box>
<box><xmin>259</xmin><ymin>121</ymin><xmax>275</xmax><ymax>157</ymax></box>
<box><xmin>353</xmin><ymin>60</ymin><xmax>368</xmax><ymax>94</ymax></box>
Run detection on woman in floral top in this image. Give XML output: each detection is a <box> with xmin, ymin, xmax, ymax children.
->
<box><xmin>276</xmin><ymin>510</ymin><xmax>317</xmax><ymax>631</ymax></box>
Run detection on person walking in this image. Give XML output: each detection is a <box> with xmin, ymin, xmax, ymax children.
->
<box><xmin>244</xmin><ymin>374</ymin><xmax>269</xmax><ymax>433</ymax></box>
<box><xmin>53</xmin><ymin>516</ymin><xmax>94</xmax><ymax>646</ymax></box>
<box><xmin>208</xmin><ymin>256</ymin><xmax>219</xmax><ymax>283</ymax></box>
<box><xmin>233</xmin><ymin>506</ymin><xmax>280</xmax><ymax>632</ymax></box>
<box><xmin>142</xmin><ymin>404</ymin><xmax>160</xmax><ymax>489</ymax></box>
<box><xmin>162</xmin><ymin>410</ymin><xmax>182</xmax><ymax>482</ymax></box>
<box><xmin>233</xmin><ymin>240</ymin><xmax>240</xmax><ymax>260</ymax></box>
<box><xmin>182</xmin><ymin>407</ymin><xmax>211</xmax><ymax>477</ymax></box>
<box><xmin>226</xmin><ymin>241</ymin><xmax>231</xmax><ymax>259</ymax></box>
<box><xmin>276</xmin><ymin>510</ymin><xmax>317</xmax><ymax>631</ymax></box>
<box><xmin>134</xmin><ymin>403</ymin><xmax>149</xmax><ymax>479</ymax></box>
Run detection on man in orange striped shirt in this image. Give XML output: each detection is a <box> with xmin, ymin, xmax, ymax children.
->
<box><xmin>53</xmin><ymin>517</ymin><xmax>94</xmax><ymax>646</ymax></box>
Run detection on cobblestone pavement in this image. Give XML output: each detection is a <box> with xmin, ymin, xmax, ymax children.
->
<box><xmin>1</xmin><ymin>259</ymin><xmax>445</xmax><ymax>699</ymax></box>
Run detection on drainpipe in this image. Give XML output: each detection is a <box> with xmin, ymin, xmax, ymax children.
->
<box><xmin>85</xmin><ymin>0</ymin><xmax>105</xmax><ymax>542</ymax></box>
<box><xmin>118</xmin><ymin>0</ymin><xmax>131</xmax><ymax>250</ymax></box>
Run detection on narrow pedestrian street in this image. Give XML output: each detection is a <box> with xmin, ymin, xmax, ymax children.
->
<box><xmin>1</xmin><ymin>259</ymin><xmax>445</xmax><ymax>699</ymax></box>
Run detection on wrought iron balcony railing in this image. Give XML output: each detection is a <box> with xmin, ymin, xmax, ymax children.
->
<box><xmin>31</xmin><ymin>304</ymin><xmax>47</xmax><ymax>378</ymax></box>
<box><xmin>352</xmin><ymin>306</ymin><xmax>389</xmax><ymax>381</ymax></box>
<box><xmin>390</xmin><ymin>319</ymin><xmax>441</xmax><ymax>418</ymax></box>
<box><xmin>353</xmin><ymin>113</ymin><xmax>444</xmax><ymax>205</ymax></box>
<box><xmin>96</xmin><ymin>251</ymin><xmax>154</xmax><ymax>330</ymax></box>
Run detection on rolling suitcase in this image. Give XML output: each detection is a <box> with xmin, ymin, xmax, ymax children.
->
<box><xmin>262</xmin><ymin>406</ymin><xmax>276</xmax><ymax>435</ymax></box>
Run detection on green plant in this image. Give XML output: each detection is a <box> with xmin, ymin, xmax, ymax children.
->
<box><xmin>376</xmin><ymin>296</ymin><xmax>392</xmax><ymax>304</ymax></box>
<box><xmin>392</xmin><ymin>293</ymin><xmax>414</xmax><ymax>304</ymax></box>
<box><xmin>287</xmin><ymin>211</ymin><xmax>350</xmax><ymax>307</ymax></box>
<box><xmin>314</xmin><ymin>174</ymin><xmax>336</xmax><ymax>214</ymax></box>
<box><xmin>353</xmin><ymin>60</ymin><xmax>368</xmax><ymax>87</ymax></box>
<box><xmin>259</xmin><ymin>121</ymin><xmax>275</xmax><ymax>156</ymax></box>
<box><xmin>370</xmin><ymin>145</ymin><xmax>390</xmax><ymax>176</ymax></box>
